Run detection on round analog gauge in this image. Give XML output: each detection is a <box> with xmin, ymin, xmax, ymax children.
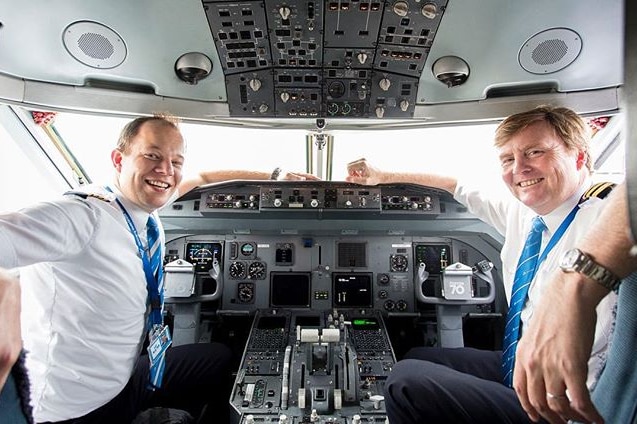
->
<box><xmin>229</xmin><ymin>261</ymin><xmax>246</xmax><ymax>279</ymax></box>
<box><xmin>240</xmin><ymin>243</ymin><xmax>255</xmax><ymax>257</ymax></box>
<box><xmin>390</xmin><ymin>254</ymin><xmax>408</xmax><ymax>272</ymax></box>
<box><xmin>248</xmin><ymin>261</ymin><xmax>266</xmax><ymax>279</ymax></box>
<box><xmin>238</xmin><ymin>283</ymin><xmax>254</xmax><ymax>303</ymax></box>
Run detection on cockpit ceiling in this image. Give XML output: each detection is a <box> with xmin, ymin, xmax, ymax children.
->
<box><xmin>0</xmin><ymin>0</ymin><xmax>624</xmax><ymax>125</ymax></box>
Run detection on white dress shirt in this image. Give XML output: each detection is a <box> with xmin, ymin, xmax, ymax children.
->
<box><xmin>0</xmin><ymin>185</ymin><xmax>163</xmax><ymax>422</ymax></box>
<box><xmin>454</xmin><ymin>178</ymin><xmax>617</xmax><ymax>387</ymax></box>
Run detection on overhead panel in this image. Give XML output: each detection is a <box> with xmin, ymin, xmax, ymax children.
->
<box><xmin>203</xmin><ymin>0</ymin><xmax>449</xmax><ymax>119</ymax></box>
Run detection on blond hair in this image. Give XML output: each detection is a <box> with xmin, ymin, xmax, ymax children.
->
<box><xmin>494</xmin><ymin>105</ymin><xmax>592</xmax><ymax>172</ymax></box>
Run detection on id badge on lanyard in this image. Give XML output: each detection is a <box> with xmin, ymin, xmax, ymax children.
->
<box><xmin>106</xmin><ymin>187</ymin><xmax>172</xmax><ymax>389</ymax></box>
<box><xmin>148</xmin><ymin>324</ymin><xmax>172</xmax><ymax>363</ymax></box>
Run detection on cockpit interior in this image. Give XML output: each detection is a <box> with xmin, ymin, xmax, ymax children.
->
<box><xmin>0</xmin><ymin>0</ymin><xmax>632</xmax><ymax>423</ymax></box>
<box><xmin>160</xmin><ymin>180</ymin><xmax>504</xmax><ymax>422</ymax></box>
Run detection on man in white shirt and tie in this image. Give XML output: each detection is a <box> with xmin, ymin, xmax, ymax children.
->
<box><xmin>0</xmin><ymin>115</ymin><xmax>314</xmax><ymax>423</ymax></box>
<box><xmin>346</xmin><ymin>105</ymin><xmax>617</xmax><ymax>424</ymax></box>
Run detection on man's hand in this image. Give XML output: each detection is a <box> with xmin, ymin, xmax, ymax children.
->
<box><xmin>282</xmin><ymin>171</ymin><xmax>321</xmax><ymax>181</ymax></box>
<box><xmin>0</xmin><ymin>268</ymin><xmax>22</xmax><ymax>390</ymax></box>
<box><xmin>345</xmin><ymin>158</ymin><xmax>383</xmax><ymax>185</ymax></box>
<box><xmin>513</xmin><ymin>271</ymin><xmax>608</xmax><ymax>424</ymax></box>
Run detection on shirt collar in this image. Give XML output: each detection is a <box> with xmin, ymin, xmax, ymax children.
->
<box><xmin>539</xmin><ymin>177</ymin><xmax>591</xmax><ymax>235</ymax></box>
<box><xmin>108</xmin><ymin>185</ymin><xmax>153</xmax><ymax>233</ymax></box>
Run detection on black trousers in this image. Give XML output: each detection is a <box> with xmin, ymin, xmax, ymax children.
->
<box><xmin>0</xmin><ymin>350</ymin><xmax>33</xmax><ymax>424</ymax></box>
<box><xmin>44</xmin><ymin>343</ymin><xmax>233</xmax><ymax>424</ymax></box>
<box><xmin>0</xmin><ymin>373</ymin><xmax>30</xmax><ymax>424</ymax></box>
<box><xmin>384</xmin><ymin>347</ymin><xmax>544</xmax><ymax>424</ymax></box>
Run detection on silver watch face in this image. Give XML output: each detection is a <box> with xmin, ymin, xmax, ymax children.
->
<box><xmin>560</xmin><ymin>248</ymin><xmax>582</xmax><ymax>269</ymax></box>
<box><xmin>560</xmin><ymin>248</ymin><xmax>620</xmax><ymax>290</ymax></box>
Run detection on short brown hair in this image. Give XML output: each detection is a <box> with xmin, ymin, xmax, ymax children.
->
<box><xmin>494</xmin><ymin>105</ymin><xmax>592</xmax><ymax>172</ymax></box>
<box><xmin>116</xmin><ymin>114</ymin><xmax>180</xmax><ymax>153</ymax></box>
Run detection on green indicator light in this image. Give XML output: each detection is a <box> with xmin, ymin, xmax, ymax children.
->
<box><xmin>353</xmin><ymin>318</ymin><xmax>376</xmax><ymax>326</ymax></box>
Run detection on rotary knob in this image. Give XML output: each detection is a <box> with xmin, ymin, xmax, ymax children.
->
<box><xmin>422</xmin><ymin>2</ymin><xmax>438</xmax><ymax>19</ymax></box>
<box><xmin>393</xmin><ymin>1</ymin><xmax>409</xmax><ymax>17</ymax></box>
<box><xmin>249</xmin><ymin>78</ymin><xmax>262</xmax><ymax>92</ymax></box>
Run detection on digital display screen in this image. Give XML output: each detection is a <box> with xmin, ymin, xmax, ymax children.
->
<box><xmin>295</xmin><ymin>315</ymin><xmax>321</xmax><ymax>327</ymax></box>
<box><xmin>351</xmin><ymin>317</ymin><xmax>379</xmax><ymax>329</ymax></box>
<box><xmin>270</xmin><ymin>272</ymin><xmax>311</xmax><ymax>307</ymax></box>
<box><xmin>257</xmin><ymin>315</ymin><xmax>287</xmax><ymax>329</ymax></box>
<box><xmin>414</xmin><ymin>244</ymin><xmax>451</xmax><ymax>275</ymax></box>
<box><xmin>333</xmin><ymin>273</ymin><xmax>373</xmax><ymax>308</ymax></box>
<box><xmin>185</xmin><ymin>242</ymin><xmax>222</xmax><ymax>273</ymax></box>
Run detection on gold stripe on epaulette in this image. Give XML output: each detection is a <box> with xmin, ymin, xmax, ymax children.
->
<box><xmin>582</xmin><ymin>182</ymin><xmax>615</xmax><ymax>201</ymax></box>
<box><xmin>86</xmin><ymin>193</ymin><xmax>115</xmax><ymax>202</ymax></box>
<box><xmin>65</xmin><ymin>191</ymin><xmax>115</xmax><ymax>202</ymax></box>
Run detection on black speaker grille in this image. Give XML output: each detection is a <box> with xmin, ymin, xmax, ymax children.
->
<box><xmin>77</xmin><ymin>32</ymin><xmax>114</xmax><ymax>60</ymax></box>
<box><xmin>532</xmin><ymin>38</ymin><xmax>568</xmax><ymax>65</ymax></box>
<box><xmin>337</xmin><ymin>242</ymin><xmax>367</xmax><ymax>268</ymax></box>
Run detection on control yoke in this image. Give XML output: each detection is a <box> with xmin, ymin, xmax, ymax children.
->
<box><xmin>164</xmin><ymin>258</ymin><xmax>224</xmax><ymax>301</ymax></box>
<box><xmin>415</xmin><ymin>260</ymin><xmax>496</xmax><ymax>348</ymax></box>
<box><xmin>416</xmin><ymin>261</ymin><xmax>495</xmax><ymax>305</ymax></box>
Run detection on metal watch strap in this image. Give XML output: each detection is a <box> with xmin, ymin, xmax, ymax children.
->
<box><xmin>579</xmin><ymin>258</ymin><xmax>621</xmax><ymax>290</ymax></box>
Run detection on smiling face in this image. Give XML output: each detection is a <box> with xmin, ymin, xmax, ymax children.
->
<box><xmin>111</xmin><ymin>120</ymin><xmax>185</xmax><ymax>212</ymax></box>
<box><xmin>498</xmin><ymin>121</ymin><xmax>587</xmax><ymax>215</ymax></box>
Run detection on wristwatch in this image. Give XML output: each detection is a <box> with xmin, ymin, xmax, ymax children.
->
<box><xmin>270</xmin><ymin>167</ymin><xmax>282</xmax><ymax>180</ymax></box>
<box><xmin>559</xmin><ymin>248</ymin><xmax>621</xmax><ymax>291</ymax></box>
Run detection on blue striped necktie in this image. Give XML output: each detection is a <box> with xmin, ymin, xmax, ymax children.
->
<box><xmin>147</xmin><ymin>215</ymin><xmax>163</xmax><ymax>285</ymax></box>
<box><xmin>501</xmin><ymin>216</ymin><xmax>546</xmax><ymax>387</ymax></box>
<box><xmin>146</xmin><ymin>215</ymin><xmax>167</xmax><ymax>389</ymax></box>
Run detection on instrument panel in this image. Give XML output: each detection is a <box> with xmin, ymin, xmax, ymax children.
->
<box><xmin>163</xmin><ymin>182</ymin><xmax>500</xmax><ymax>317</ymax></box>
<box><xmin>204</xmin><ymin>0</ymin><xmax>449</xmax><ymax>118</ymax></box>
<box><xmin>229</xmin><ymin>310</ymin><xmax>395</xmax><ymax>423</ymax></box>
<box><xmin>196</xmin><ymin>182</ymin><xmax>441</xmax><ymax>214</ymax></box>
<box><xmin>166</xmin><ymin>234</ymin><xmax>482</xmax><ymax>315</ymax></box>
<box><xmin>162</xmin><ymin>181</ymin><xmax>503</xmax><ymax>423</ymax></box>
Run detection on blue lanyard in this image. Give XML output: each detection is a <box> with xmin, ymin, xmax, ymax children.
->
<box><xmin>534</xmin><ymin>203</ymin><xmax>580</xmax><ymax>272</ymax></box>
<box><xmin>106</xmin><ymin>187</ymin><xmax>163</xmax><ymax>328</ymax></box>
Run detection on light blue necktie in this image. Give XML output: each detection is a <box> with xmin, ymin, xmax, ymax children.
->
<box><xmin>501</xmin><ymin>216</ymin><xmax>546</xmax><ymax>387</ymax></box>
<box><xmin>146</xmin><ymin>215</ymin><xmax>166</xmax><ymax>389</ymax></box>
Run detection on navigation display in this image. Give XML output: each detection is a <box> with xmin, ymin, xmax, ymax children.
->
<box><xmin>270</xmin><ymin>272</ymin><xmax>311</xmax><ymax>307</ymax></box>
<box><xmin>333</xmin><ymin>273</ymin><xmax>373</xmax><ymax>308</ymax></box>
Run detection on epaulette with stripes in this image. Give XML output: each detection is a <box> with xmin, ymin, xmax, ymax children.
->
<box><xmin>580</xmin><ymin>182</ymin><xmax>615</xmax><ymax>202</ymax></box>
<box><xmin>64</xmin><ymin>190</ymin><xmax>115</xmax><ymax>202</ymax></box>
